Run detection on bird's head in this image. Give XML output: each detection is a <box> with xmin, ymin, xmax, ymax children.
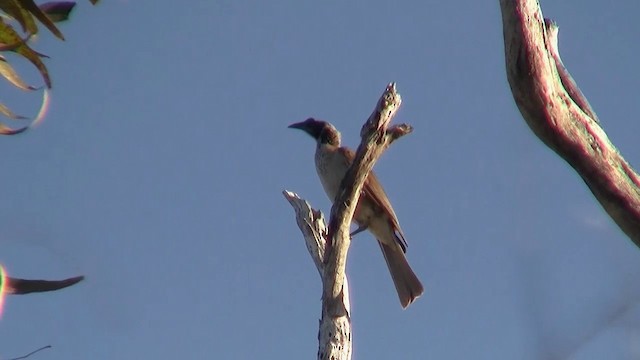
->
<box><xmin>288</xmin><ymin>118</ymin><xmax>341</xmax><ymax>146</ymax></box>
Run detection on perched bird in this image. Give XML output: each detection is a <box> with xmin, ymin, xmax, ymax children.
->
<box><xmin>289</xmin><ymin>118</ymin><xmax>424</xmax><ymax>308</ymax></box>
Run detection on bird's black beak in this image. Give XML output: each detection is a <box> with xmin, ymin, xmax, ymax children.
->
<box><xmin>288</xmin><ymin>119</ymin><xmax>315</xmax><ymax>138</ymax></box>
<box><xmin>288</xmin><ymin>121</ymin><xmax>308</xmax><ymax>130</ymax></box>
<box><xmin>288</xmin><ymin>118</ymin><xmax>325</xmax><ymax>140</ymax></box>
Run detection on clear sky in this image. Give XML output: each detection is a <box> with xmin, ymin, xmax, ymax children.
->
<box><xmin>1</xmin><ymin>1</ymin><xmax>639</xmax><ymax>359</ymax></box>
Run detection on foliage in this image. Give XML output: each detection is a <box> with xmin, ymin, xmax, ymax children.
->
<box><xmin>0</xmin><ymin>0</ymin><xmax>98</xmax><ymax>134</ymax></box>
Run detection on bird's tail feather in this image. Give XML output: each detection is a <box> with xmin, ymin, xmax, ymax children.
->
<box><xmin>378</xmin><ymin>241</ymin><xmax>424</xmax><ymax>308</ymax></box>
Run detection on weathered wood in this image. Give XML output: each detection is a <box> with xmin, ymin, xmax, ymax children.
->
<box><xmin>284</xmin><ymin>83</ymin><xmax>410</xmax><ymax>360</ymax></box>
<box><xmin>283</xmin><ymin>191</ymin><xmax>352</xmax><ymax>360</ymax></box>
<box><xmin>499</xmin><ymin>0</ymin><xmax>640</xmax><ymax>246</ymax></box>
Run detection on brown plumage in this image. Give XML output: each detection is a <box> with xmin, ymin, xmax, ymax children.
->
<box><xmin>289</xmin><ymin>118</ymin><xmax>424</xmax><ymax>308</ymax></box>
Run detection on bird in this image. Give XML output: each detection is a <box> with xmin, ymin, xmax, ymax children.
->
<box><xmin>289</xmin><ymin>118</ymin><xmax>424</xmax><ymax>308</ymax></box>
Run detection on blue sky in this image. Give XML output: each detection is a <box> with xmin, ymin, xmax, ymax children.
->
<box><xmin>1</xmin><ymin>1</ymin><xmax>639</xmax><ymax>359</ymax></box>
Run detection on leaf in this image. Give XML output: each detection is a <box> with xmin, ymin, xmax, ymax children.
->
<box><xmin>4</xmin><ymin>275</ymin><xmax>84</xmax><ymax>294</ymax></box>
<box><xmin>1</xmin><ymin>87</ymin><xmax>50</xmax><ymax>129</ymax></box>
<box><xmin>0</xmin><ymin>121</ymin><xmax>28</xmax><ymax>134</ymax></box>
<box><xmin>39</xmin><ymin>1</ymin><xmax>76</xmax><ymax>23</ymax></box>
<box><xmin>0</xmin><ymin>54</ymin><xmax>38</xmax><ymax>90</ymax></box>
<box><xmin>0</xmin><ymin>0</ymin><xmax>38</xmax><ymax>35</ymax></box>
<box><xmin>0</xmin><ymin>36</ymin><xmax>28</xmax><ymax>51</ymax></box>
<box><xmin>0</xmin><ymin>18</ymin><xmax>51</xmax><ymax>87</ymax></box>
<box><xmin>0</xmin><ymin>101</ymin><xmax>27</xmax><ymax>119</ymax></box>
<box><xmin>0</xmin><ymin>17</ymin><xmax>28</xmax><ymax>50</ymax></box>
<box><xmin>15</xmin><ymin>0</ymin><xmax>65</xmax><ymax>40</ymax></box>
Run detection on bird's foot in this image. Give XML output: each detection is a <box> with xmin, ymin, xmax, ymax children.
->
<box><xmin>350</xmin><ymin>225</ymin><xmax>368</xmax><ymax>239</ymax></box>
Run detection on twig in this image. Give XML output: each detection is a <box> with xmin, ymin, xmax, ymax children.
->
<box><xmin>9</xmin><ymin>345</ymin><xmax>51</xmax><ymax>360</ymax></box>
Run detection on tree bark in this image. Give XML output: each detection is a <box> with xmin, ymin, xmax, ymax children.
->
<box><xmin>499</xmin><ymin>0</ymin><xmax>640</xmax><ymax>246</ymax></box>
<box><xmin>283</xmin><ymin>191</ymin><xmax>352</xmax><ymax>360</ymax></box>
<box><xmin>284</xmin><ymin>83</ymin><xmax>410</xmax><ymax>360</ymax></box>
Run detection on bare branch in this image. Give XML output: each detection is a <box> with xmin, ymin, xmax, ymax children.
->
<box><xmin>283</xmin><ymin>191</ymin><xmax>330</xmax><ymax>279</ymax></box>
<box><xmin>284</xmin><ymin>83</ymin><xmax>408</xmax><ymax>360</ymax></box>
<box><xmin>283</xmin><ymin>191</ymin><xmax>351</xmax><ymax>360</ymax></box>
<box><xmin>325</xmin><ymin>83</ymin><xmax>406</xmax><ymax>316</ymax></box>
<box><xmin>499</xmin><ymin>0</ymin><xmax>640</xmax><ymax>246</ymax></box>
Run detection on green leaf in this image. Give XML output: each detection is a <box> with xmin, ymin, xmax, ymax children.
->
<box><xmin>0</xmin><ymin>54</ymin><xmax>38</xmax><ymax>90</ymax></box>
<box><xmin>0</xmin><ymin>17</ymin><xmax>29</xmax><ymax>50</ymax></box>
<box><xmin>0</xmin><ymin>18</ymin><xmax>51</xmax><ymax>87</ymax></box>
<box><xmin>0</xmin><ymin>0</ymin><xmax>38</xmax><ymax>35</ymax></box>
<box><xmin>15</xmin><ymin>0</ymin><xmax>65</xmax><ymax>40</ymax></box>
<box><xmin>0</xmin><ymin>101</ymin><xmax>27</xmax><ymax>120</ymax></box>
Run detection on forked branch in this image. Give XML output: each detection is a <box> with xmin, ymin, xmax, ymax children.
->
<box><xmin>284</xmin><ymin>83</ymin><xmax>410</xmax><ymax>360</ymax></box>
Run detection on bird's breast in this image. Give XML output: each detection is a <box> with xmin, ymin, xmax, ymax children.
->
<box><xmin>315</xmin><ymin>144</ymin><xmax>349</xmax><ymax>202</ymax></box>
<box><xmin>313</xmin><ymin>144</ymin><xmax>405</xmax><ymax>251</ymax></box>
<box><xmin>314</xmin><ymin>145</ymin><xmax>377</xmax><ymax>222</ymax></box>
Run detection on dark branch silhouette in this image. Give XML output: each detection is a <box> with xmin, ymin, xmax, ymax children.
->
<box><xmin>8</xmin><ymin>345</ymin><xmax>51</xmax><ymax>360</ymax></box>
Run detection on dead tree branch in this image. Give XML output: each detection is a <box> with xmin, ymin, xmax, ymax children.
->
<box><xmin>284</xmin><ymin>83</ymin><xmax>410</xmax><ymax>360</ymax></box>
<box><xmin>324</xmin><ymin>83</ymin><xmax>408</xmax><ymax>314</ymax></box>
<box><xmin>283</xmin><ymin>191</ymin><xmax>351</xmax><ymax>360</ymax></box>
<box><xmin>499</xmin><ymin>0</ymin><xmax>640</xmax><ymax>246</ymax></box>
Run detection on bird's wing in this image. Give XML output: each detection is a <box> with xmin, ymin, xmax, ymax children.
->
<box><xmin>339</xmin><ymin>147</ymin><xmax>408</xmax><ymax>251</ymax></box>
